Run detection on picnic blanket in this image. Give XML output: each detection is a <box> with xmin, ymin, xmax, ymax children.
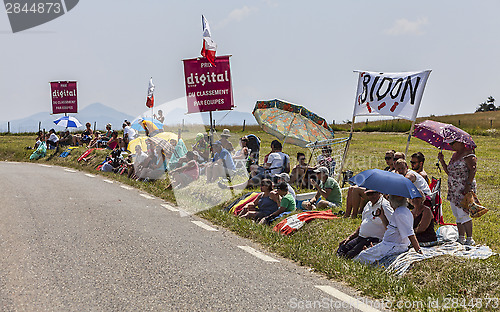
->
<box><xmin>378</xmin><ymin>242</ymin><xmax>496</xmax><ymax>276</ymax></box>
<box><xmin>273</xmin><ymin>210</ymin><xmax>339</xmax><ymax>235</ymax></box>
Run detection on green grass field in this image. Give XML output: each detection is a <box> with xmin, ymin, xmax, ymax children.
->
<box><xmin>1</xmin><ymin>125</ymin><xmax>499</xmax><ymax>311</ymax></box>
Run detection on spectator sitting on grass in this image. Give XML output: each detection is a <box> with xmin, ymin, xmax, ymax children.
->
<box><xmin>354</xmin><ymin>195</ymin><xmax>422</xmax><ymax>264</ymax></box>
<box><xmin>206</xmin><ymin>141</ymin><xmax>235</xmax><ymax>183</ymax></box>
<box><xmin>410</xmin><ymin>152</ymin><xmax>429</xmax><ymax>185</ymax></box>
<box><xmin>394</xmin><ymin>159</ymin><xmax>431</xmax><ymax>196</ymax></box>
<box><xmin>337</xmin><ymin>190</ymin><xmax>393</xmax><ymax>259</ymax></box>
<box><xmin>239</xmin><ymin>179</ymin><xmax>279</xmax><ymax>221</ymax></box>
<box><xmin>58</xmin><ymin>130</ymin><xmax>73</xmax><ymax>147</ymax></box>
<box><xmin>46</xmin><ymin>129</ymin><xmax>59</xmax><ymax>150</ymax></box>
<box><xmin>301</xmin><ymin>166</ymin><xmax>341</xmax><ymax>210</ymax></box>
<box><xmin>168</xmin><ymin>151</ymin><xmax>200</xmax><ymax>189</ymax></box>
<box><xmin>259</xmin><ymin>181</ymin><xmax>296</xmax><ymax>225</ymax></box>
<box><xmin>289</xmin><ymin>152</ymin><xmax>315</xmax><ymax>188</ymax></box>
<box><xmin>274</xmin><ymin>172</ymin><xmax>296</xmax><ymax>200</ymax></box>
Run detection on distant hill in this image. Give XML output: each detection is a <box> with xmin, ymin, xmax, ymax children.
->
<box><xmin>0</xmin><ymin>103</ymin><xmax>135</xmax><ymax>133</ymax></box>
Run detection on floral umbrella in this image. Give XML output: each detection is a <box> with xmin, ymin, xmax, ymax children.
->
<box><xmin>413</xmin><ymin>120</ymin><xmax>477</xmax><ymax>151</ymax></box>
<box><xmin>252</xmin><ymin>99</ymin><xmax>334</xmax><ymax>147</ymax></box>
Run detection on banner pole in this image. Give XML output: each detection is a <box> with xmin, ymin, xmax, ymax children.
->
<box><xmin>405</xmin><ymin>119</ymin><xmax>416</xmax><ymax>156</ymax></box>
<box><xmin>337</xmin><ymin>115</ymin><xmax>355</xmax><ymax>182</ymax></box>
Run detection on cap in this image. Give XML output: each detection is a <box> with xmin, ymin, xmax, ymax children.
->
<box><xmin>313</xmin><ymin>166</ymin><xmax>329</xmax><ymax>175</ymax></box>
<box><xmin>275</xmin><ymin>173</ymin><xmax>290</xmax><ymax>182</ymax></box>
<box><xmin>196</xmin><ymin>133</ymin><xmax>204</xmax><ymax>141</ymax></box>
<box><xmin>221</xmin><ymin>129</ymin><xmax>231</xmax><ymax>137</ymax></box>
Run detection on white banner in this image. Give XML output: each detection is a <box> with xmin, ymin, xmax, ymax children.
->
<box><xmin>353</xmin><ymin>70</ymin><xmax>431</xmax><ymax>121</ymax></box>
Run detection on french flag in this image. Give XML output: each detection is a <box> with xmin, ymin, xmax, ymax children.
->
<box><xmin>201</xmin><ymin>15</ymin><xmax>217</xmax><ymax>66</ymax></box>
<box><xmin>146</xmin><ymin>77</ymin><xmax>155</xmax><ymax>108</ymax></box>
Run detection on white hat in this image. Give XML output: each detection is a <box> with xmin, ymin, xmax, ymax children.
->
<box><xmin>313</xmin><ymin>166</ymin><xmax>330</xmax><ymax>175</ymax></box>
<box><xmin>275</xmin><ymin>172</ymin><xmax>290</xmax><ymax>182</ymax></box>
<box><xmin>221</xmin><ymin>129</ymin><xmax>231</xmax><ymax>137</ymax></box>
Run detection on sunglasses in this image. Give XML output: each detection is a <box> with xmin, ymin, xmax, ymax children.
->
<box><xmin>385</xmin><ymin>156</ymin><xmax>393</xmax><ymax>160</ymax></box>
<box><xmin>410</xmin><ymin>161</ymin><xmax>419</xmax><ymax>164</ymax></box>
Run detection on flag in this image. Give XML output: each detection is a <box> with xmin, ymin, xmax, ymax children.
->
<box><xmin>146</xmin><ymin>77</ymin><xmax>155</xmax><ymax>108</ymax></box>
<box><xmin>201</xmin><ymin>15</ymin><xmax>217</xmax><ymax>66</ymax></box>
<box><xmin>353</xmin><ymin>70</ymin><xmax>431</xmax><ymax>121</ymax></box>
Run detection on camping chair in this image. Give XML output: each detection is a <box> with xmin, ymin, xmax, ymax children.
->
<box><xmin>426</xmin><ymin>177</ymin><xmax>455</xmax><ymax>226</ymax></box>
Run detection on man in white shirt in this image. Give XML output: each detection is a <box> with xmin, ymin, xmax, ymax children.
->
<box><xmin>394</xmin><ymin>159</ymin><xmax>431</xmax><ymax>196</ymax></box>
<box><xmin>46</xmin><ymin>129</ymin><xmax>59</xmax><ymax>149</ymax></box>
<box><xmin>355</xmin><ymin>195</ymin><xmax>422</xmax><ymax>264</ymax></box>
<box><xmin>337</xmin><ymin>190</ymin><xmax>394</xmax><ymax>259</ymax></box>
<box><xmin>121</xmin><ymin>121</ymin><xmax>137</xmax><ymax>151</ymax></box>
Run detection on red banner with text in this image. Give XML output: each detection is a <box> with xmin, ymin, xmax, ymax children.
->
<box><xmin>50</xmin><ymin>81</ymin><xmax>78</xmax><ymax>114</ymax></box>
<box><xmin>183</xmin><ymin>56</ymin><xmax>234</xmax><ymax>114</ymax></box>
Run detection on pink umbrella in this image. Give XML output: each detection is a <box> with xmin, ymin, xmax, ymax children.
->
<box><xmin>413</xmin><ymin>120</ymin><xmax>477</xmax><ymax>150</ymax></box>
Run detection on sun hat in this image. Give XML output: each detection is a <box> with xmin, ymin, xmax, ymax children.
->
<box><xmin>196</xmin><ymin>133</ymin><xmax>204</xmax><ymax>141</ymax></box>
<box><xmin>275</xmin><ymin>172</ymin><xmax>290</xmax><ymax>182</ymax></box>
<box><xmin>221</xmin><ymin>129</ymin><xmax>231</xmax><ymax>137</ymax></box>
<box><xmin>313</xmin><ymin>166</ymin><xmax>329</xmax><ymax>175</ymax></box>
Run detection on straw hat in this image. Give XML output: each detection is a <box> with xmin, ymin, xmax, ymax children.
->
<box><xmin>221</xmin><ymin>129</ymin><xmax>231</xmax><ymax>137</ymax></box>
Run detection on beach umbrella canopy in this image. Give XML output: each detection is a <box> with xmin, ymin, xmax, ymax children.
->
<box><xmin>349</xmin><ymin>169</ymin><xmax>422</xmax><ymax>199</ymax></box>
<box><xmin>53</xmin><ymin>116</ymin><xmax>82</xmax><ymax>128</ymax></box>
<box><xmin>128</xmin><ymin>136</ymin><xmax>150</xmax><ymax>153</ymax></box>
<box><xmin>130</xmin><ymin>118</ymin><xmax>163</xmax><ymax>132</ymax></box>
<box><xmin>146</xmin><ymin>137</ymin><xmax>175</xmax><ymax>155</ymax></box>
<box><xmin>252</xmin><ymin>99</ymin><xmax>335</xmax><ymax>147</ymax></box>
<box><xmin>153</xmin><ymin>131</ymin><xmax>177</xmax><ymax>142</ymax></box>
<box><xmin>413</xmin><ymin>120</ymin><xmax>476</xmax><ymax>150</ymax></box>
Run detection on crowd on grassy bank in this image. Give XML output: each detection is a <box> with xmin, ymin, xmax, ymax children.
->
<box><xmin>25</xmin><ymin>119</ymin><xmax>483</xmax><ymax>269</ymax></box>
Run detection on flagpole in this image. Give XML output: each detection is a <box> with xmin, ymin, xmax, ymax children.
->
<box><xmin>337</xmin><ymin>115</ymin><xmax>355</xmax><ymax>183</ymax></box>
<box><xmin>405</xmin><ymin>119</ymin><xmax>416</xmax><ymax>156</ymax></box>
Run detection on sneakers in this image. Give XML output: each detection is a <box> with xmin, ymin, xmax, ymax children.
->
<box><xmin>465</xmin><ymin>238</ymin><xmax>476</xmax><ymax>246</ymax></box>
<box><xmin>457</xmin><ymin>237</ymin><xmax>475</xmax><ymax>245</ymax></box>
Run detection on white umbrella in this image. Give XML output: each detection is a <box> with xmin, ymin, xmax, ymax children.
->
<box><xmin>53</xmin><ymin>116</ymin><xmax>83</xmax><ymax>128</ymax></box>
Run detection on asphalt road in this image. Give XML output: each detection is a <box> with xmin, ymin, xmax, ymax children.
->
<box><xmin>0</xmin><ymin>162</ymin><xmax>383</xmax><ymax>312</ymax></box>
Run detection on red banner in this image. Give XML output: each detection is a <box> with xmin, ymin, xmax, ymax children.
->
<box><xmin>183</xmin><ymin>56</ymin><xmax>234</xmax><ymax>114</ymax></box>
<box><xmin>51</xmin><ymin>81</ymin><xmax>78</xmax><ymax>114</ymax></box>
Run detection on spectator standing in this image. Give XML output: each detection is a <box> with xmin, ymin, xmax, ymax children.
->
<box><xmin>438</xmin><ymin>139</ymin><xmax>478</xmax><ymax>245</ymax></box>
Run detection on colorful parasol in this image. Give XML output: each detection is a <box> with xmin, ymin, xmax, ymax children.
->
<box><xmin>413</xmin><ymin>120</ymin><xmax>477</xmax><ymax>150</ymax></box>
<box><xmin>252</xmin><ymin>99</ymin><xmax>334</xmax><ymax>147</ymax></box>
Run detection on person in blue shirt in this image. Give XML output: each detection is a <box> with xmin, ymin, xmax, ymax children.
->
<box><xmin>206</xmin><ymin>141</ymin><xmax>235</xmax><ymax>183</ymax></box>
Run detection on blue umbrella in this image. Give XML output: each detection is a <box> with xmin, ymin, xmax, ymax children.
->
<box><xmin>130</xmin><ymin>118</ymin><xmax>163</xmax><ymax>131</ymax></box>
<box><xmin>349</xmin><ymin>169</ymin><xmax>422</xmax><ymax>199</ymax></box>
<box><xmin>53</xmin><ymin>116</ymin><xmax>82</xmax><ymax>128</ymax></box>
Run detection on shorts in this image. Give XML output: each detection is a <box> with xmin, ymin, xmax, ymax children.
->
<box><xmin>450</xmin><ymin>202</ymin><xmax>472</xmax><ymax>224</ymax></box>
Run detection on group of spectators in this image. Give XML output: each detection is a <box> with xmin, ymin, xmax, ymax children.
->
<box><xmin>337</xmin><ymin>141</ymin><xmax>478</xmax><ymax>265</ymax></box>
<box><xmin>32</xmin><ymin>120</ymin><xmax>479</xmax><ymax>264</ymax></box>
<box><xmin>36</xmin><ymin>120</ymin><xmax>138</xmax><ymax>152</ymax></box>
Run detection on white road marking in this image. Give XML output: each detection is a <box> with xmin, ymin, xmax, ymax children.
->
<box><xmin>103</xmin><ymin>179</ymin><xmax>114</xmax><ymax>184</ymax></box>
<box><xmin>178</xmin><ymin>209</ymin><xmax>189</xmax><ymax>217</ymax></box>
<box><xmin>161</xmin><ymin>204</ymin><xmax>179</xmax><ymax>212</ymax></box>
<box><xmin>191</xmin><ymin>221</ymin><xmax>218</xmax><ymax>232</ymax></box>
<box><xmin>140</xmin><ymin>194</ymin><xmax>154</xmax><ymax>199</ymax></box>
<box><xmin>315</xmin><ymin>285</ymin><xmax>382</xmax><ymax>312</ymax></box>
<box><xmin>64</xmin><ymin>169</ymin><xmax>77</xmax><ymax>173</ymax></box>
<box><xmin>237</xmin><ymin>246</ymin><xmax>279</xmax><ymax>262</ymax></box>
<box><xmin>120</xmin><ymin>185</ymin><xmax>133</xmax><ymax>190</ymax></box>
<box><xmin>85</xmin><ymin>174</ymin><xmax>95</xmax><ymax>178</ymax></box>
<box><xmin>39</xmin><ymin>164</ymin><xmax>52</xmax><ymax>167</ymax></box>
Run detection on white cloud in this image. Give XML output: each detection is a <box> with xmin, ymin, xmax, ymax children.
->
<box><xmin>385</xmin><ymin>17</ymin><xmax>429</xmax><ymax>36</ymax></box>
<box><xmin>216</xmin><ymin>6</ymin><xmax>258</xmax><ymax>29</ymax></box>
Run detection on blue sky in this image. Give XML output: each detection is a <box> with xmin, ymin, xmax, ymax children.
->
<box><xmin>1</xmin><ymin>0</ymin><xmax>499</xmax><ymax>124</ymax></box>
